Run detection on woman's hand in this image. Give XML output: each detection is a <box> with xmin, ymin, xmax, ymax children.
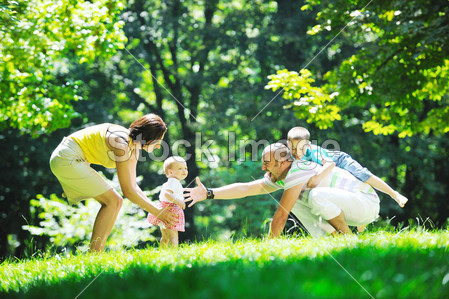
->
<box><xmin>176</xmin><ymin>199</ymin><xmax>186</xmax><ymax>210</ymax></box>
<box><xmin>156</xmin><ymin>208</ymin><xmax>178</xmax><ymax>227</ymax></box>
<box><xmin>183</xmin><ymin>177</ymin><xmax>207</xmax><ymax>207</ymax></box>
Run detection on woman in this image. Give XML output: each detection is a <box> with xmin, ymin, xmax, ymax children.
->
<box><xmin>50</xmin><ymin>113</ymin><xmax>177</xmax><ymax>252</ymax></box>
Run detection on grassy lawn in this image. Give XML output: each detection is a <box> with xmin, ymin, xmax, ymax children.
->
<box><xmin>1</xmin><ymin>231</ymin><xmax>448</xmax><ymax>298</ymax></box>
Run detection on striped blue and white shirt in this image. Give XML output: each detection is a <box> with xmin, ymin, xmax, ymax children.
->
<box><xmin>263</xmin><ymin>159</ymin><xmax>377</xmax><ymax>196</ymax></box>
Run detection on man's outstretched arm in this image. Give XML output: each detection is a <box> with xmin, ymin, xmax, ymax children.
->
<box><xmin>184</xmin><ymin>177</ymin><xmax>279</xmax><ymax>207</ymax></box>
<box><xmin>269</xmin><ymin>182</ymin><xmax>305</xmax><ymax>239</ymax></box>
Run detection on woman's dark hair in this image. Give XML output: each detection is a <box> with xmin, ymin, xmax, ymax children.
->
<box><xmin>129</xmin><ymin>114</ymin><xmax>167</xmax><ymax>144</ymax></box>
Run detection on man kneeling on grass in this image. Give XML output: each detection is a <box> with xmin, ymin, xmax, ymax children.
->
<box><xmin>184</xmin><ymin>143</ymin><xmax>380</xmax><ymax>238</ymax></box>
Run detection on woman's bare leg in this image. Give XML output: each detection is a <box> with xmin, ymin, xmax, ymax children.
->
<box><xmin>90</xmin><ymin>188</ymin><xmax>123</xmax><ymax>252</ymax></box>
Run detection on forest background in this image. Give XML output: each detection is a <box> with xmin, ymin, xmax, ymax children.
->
<box><xmin>1</xmin><ymin>0</ymin><xmax>448</xmax><ymax>258</ymax></box>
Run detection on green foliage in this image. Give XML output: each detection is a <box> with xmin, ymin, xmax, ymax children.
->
<box><xmin>1</xmin><ymin>231</ymin><xmax>448</xmax><ymax>298</ymax></box>
<box><xmin>1</xmin><ymin>0</ymin><xmax>311</xmax><ymax>255</ymax></box>
<box><xmin>260</xmin><ymin>2</ymin><xmax>449</xmax><ymax>239</ymax></box>
<box><xmin>195</xmin><ymin>161</ymin><xmax>279</xmax><ymax>240</ymax></box>
<box><xmin>265</xmin><ymin>69</ymin><xmax>341</xmax><ymax>129</ymax></box>
<box><xmin>296</xmin><ymin>0</ymin><xmax>449</xmax><ymax>136</ymax></box>
<box><xmin>115</xmin><ymin>0</ymin><xmax>320</xmax><ymax>240</ymax></box>
<box><xmin>0</xmin><ymin>0</ymin><xmax>127</xmax><ymax>136</ymax></box>
<box><xmin>3</xmin><ymin>0</ymin><xmax>449</xmax><ymax>259</ymax></box>
<box><xmin>22</xmin><ymin>174</ymin><xmax>158</xmax><ymax>253</ymax></box>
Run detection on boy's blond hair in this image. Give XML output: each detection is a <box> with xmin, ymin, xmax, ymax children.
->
<box><xmin>287</xmin><ymin>127</ymin><xmax>310</xmax><ymax>141</ymax></box>
<box><xmin>163</xmin><ymin>156</ymin><xmax>186</xmax><ymax>177</ymax></box>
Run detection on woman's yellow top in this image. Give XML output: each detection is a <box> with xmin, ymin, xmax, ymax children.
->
<box><xmin>70</xmin><ymin>123</ymin><xmax>130</xmax><ymax>168</ymax></box>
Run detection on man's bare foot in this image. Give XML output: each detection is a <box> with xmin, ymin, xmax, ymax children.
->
<box><xmin>357</xmin><ymin>225</ymin><xmax>366</xmax><ymax>233</ymax></box>
<box><xmin>328</xmin><ymin>212</ymin><xmax>352</xmax><ymax>234</ymax></box>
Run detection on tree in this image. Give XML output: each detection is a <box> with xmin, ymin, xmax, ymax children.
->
<box><xmin>113</xmin><ymin>0</ymin><xmax>319</xmax><ymax>240</ymax></box>
<box><xmin>75</xmin><ymin>0</ymin><xmax>346</xmax><ymax>242</ymax></box>
<box><xmin>0</xmin><ymin>0</ymin><xmax>128</xmax><ymax>257</ymax></box>
<box><xmin>265</xmin><ymin>0</ymin><xmax>449</xmax><ymax>228</ymax></box>
<box><xmin>1</xmin><ymin>0</ymin><xmax>326</xmax><ymax>256</ymax></box>
<box><xmin>0</xmin><ymin>0</ymin><xmax>126</xmax><ymax>136</ymax></box>
<box><xmin>284</xmin><ymin>0</ymin><xmax>449</xmax><ymax>137</ymax></box>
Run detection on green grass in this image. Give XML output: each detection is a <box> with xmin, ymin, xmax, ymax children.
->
<box><xmin>1</xmin><ymin>231</ymin><xmax>449</xmax><ymax>298</ymax></box>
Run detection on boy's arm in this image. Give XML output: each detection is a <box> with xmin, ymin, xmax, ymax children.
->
<box><xmin>307</xmin><ymin>161</ymin><xmax>335</xmax><ymax>189</ymax></box>
<box><xmin>163</xmin><ymin>190</ymin><xmax>186</xmax><ymax>209</ymax></box>
<box><xmin>184</xmin><ymin>177</ymin><xmax>279</xmax><ymax>207</ymax></box>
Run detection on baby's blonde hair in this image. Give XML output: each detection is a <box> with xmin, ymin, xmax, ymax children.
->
<box><xmin>163</xmin><ymin>156</ymin><xmax>186</xmax><ymax>177</ymax></box>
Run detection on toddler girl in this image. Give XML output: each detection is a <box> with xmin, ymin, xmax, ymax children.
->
<box><xmin>147</xmin><ymin>156</ymin><xmax>187</xmax><ymax>248</ymax></box>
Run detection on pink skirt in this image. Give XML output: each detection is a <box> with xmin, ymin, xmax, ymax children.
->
<box><xmin>147</xmin><ymin>201</ymin><xmax>185</xmax><ymax>232</ymax></box>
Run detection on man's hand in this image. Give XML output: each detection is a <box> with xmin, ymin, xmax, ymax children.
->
<box><xmin>184</xmin><ymin>177</ymin><xmax>207</xmax><ymax>207</ymax></box>
<box><xmin>306</xmin><ymin>178</ymin><xmax>319</xmax><ymax>189</ymax></box>
<box><xmin>307</xmin><ymin>161</ymin><xmax>335</xmax><ymax>188</ymax></box>
<box><xmin>156</xmin><ymin>208</ymin><xmax>178</xmax><ymax>227</ymax></box>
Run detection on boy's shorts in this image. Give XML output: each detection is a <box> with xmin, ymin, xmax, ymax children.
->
<box><xmin>331</xmin><ymin>152</ymin><xmax>373</xmax><ymax>182</ymax></box>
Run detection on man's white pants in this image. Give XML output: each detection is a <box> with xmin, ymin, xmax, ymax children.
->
<box><xmin>291</xmin><ymin>187</ymin><xmax>380</xmax><ymax>237</ymax></box>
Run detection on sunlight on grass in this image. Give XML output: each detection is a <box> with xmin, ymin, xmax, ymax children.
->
<box><xmin>1</xmin><ymin>231</ymin><xmax>448</xmax><ymax>298</ymax></box>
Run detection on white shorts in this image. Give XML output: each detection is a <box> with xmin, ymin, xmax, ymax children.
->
<box><xmin>291</xmin><ymin>187</ymin><xmax>380</xmax><ymax>237</ymax></box>
<box><xmin>49</xmin><ymin>137</ymin><xmax>112</xmax><ymax>204</ymax></box>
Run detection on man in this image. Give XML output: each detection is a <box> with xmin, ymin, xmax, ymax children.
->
<box><xmin>184</xmin><ymin>143</ymin><xmax>380</xmax><ymax>238</ymax></box>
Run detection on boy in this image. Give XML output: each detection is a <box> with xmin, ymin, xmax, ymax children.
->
<box><xmin>287</xmin><ymin>127</ymin><xmax>408</xmax><ymax>210</ymax></box>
